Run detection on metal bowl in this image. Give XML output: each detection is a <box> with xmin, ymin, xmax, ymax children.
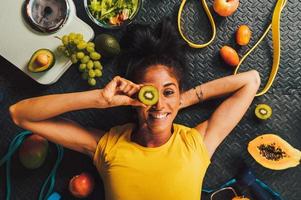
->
<box><xmin>84</xmin><ymin>0</ymin><xmax>142</xmax><ymax>29</ymax></box>
<box><xmin>24</xmin><ymin>0</ymin><xmax>70</xmax><ymax>33</ymax></box>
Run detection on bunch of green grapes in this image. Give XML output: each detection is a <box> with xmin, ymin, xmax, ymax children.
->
<box><xmin>57</xmin><ymin>33</ymin><xmax>102</xmax><ymax>86</ymax></box>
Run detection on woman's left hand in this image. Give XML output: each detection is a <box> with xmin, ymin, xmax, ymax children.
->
<box><xmin>101</xmin><ymin>76</ymin><xmax>146</xmax><ymax>108</ymax></box>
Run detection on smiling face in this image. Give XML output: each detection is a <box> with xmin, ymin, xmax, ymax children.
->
<box><xmin>135</xmin><ymin>64</ymin><xmax>181</xmax><ymax>134</ymax></box>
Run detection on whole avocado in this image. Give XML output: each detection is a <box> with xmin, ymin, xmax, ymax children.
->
<box><xmin>95</xmin><ymin>34</ymin><xmax>120</xmax><ymax>57</ymax></box>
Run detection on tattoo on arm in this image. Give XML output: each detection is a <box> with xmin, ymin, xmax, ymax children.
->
<box><xmin>194</xmin><ymin>86</ymin><xmax>203</xmax><ymax>102</ymax></box>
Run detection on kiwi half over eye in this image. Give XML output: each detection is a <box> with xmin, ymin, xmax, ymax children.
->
<box><xmin>138</xmin><ymin>85</ymin><xmax>159</xmax><ymax>106</ymax></box>
<box><xmin>255</xmin><ymin>104</ymin><xmax>272</xmax><ymax>120</ymax></box>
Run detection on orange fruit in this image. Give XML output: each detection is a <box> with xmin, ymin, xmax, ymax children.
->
<box><xmin>232</xmin><ymin>196</ymin><xmax>250</xmax><ymax>200</ymax></box>
<box><xmin>220</xmin><ymin>46</ymin><xmax>240</xmax><ymax>67</ymax></box>
<box><xmin>236</xmin><ymin>25</ymin><xmax>251</xmax><ymax>45</ymax></box>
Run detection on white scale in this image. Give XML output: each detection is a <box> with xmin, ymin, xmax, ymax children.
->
<box><xmin>0</xmin><ymin>0</ymin><xmax>94</xmax><ymax>85</ymax></box>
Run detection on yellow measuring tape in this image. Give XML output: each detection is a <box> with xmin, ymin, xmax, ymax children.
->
<box><xmin>178</xmin><ymin>0</ymin><xmax>287</xmax><ymax>96</ymax></box>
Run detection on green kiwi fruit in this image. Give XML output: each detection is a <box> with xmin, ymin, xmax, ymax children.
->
<box><xmin>138</xmin><ymin>85</ymin><xmax>159</xmax><ymax>106</ymax></box>
<box><xmin>255</xmin><ymin>104</ymin><xmax>272</xmax><ymax>120</ymax></box>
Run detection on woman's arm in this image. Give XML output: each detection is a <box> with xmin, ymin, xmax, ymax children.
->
<box><xmin>9</xmin><ymin>76</ymin><xmax>144</xmax><ymax>157</ymax></box>
<box><xmin>180</xmin><ymin>70</ymin><xmax>260</xmax><ymax>157</ymax></box>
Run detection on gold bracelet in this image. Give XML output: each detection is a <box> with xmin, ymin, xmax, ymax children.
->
<box><xmin>194</xmin><ymin>86</ymin><xmax>203</xmax><ymax>102</ymax></box>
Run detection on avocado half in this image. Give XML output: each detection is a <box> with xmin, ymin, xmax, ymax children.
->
<box><xmin>28</xmin><ymin>49</ymin><xmax>55</xmax><ymax>72</ymax></box>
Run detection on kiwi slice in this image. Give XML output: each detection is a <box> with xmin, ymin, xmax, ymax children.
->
<box><xmin>138</xmin><ymin>85</ymin><xmax>159</xmax><ymax>106</ymax></box>
<box><xmin>255</xmin><ymin>104</ymin><xmax>272</xmax><ymax>120</ymax></box>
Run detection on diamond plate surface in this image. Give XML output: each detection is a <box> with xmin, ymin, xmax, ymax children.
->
<box><xmin>1</xmin><ymin>0</ymin><xmax>301</xmax><ymax>199</ymax></box>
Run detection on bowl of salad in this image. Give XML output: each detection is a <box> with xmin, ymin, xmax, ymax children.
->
<box><xmin>84</xmin><ymin>0</ymin><xmax>142</xmax><ymax>29</ymax></box>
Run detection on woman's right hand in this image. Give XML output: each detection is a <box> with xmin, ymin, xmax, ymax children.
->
<box><xmin>101</xmin><ymin>76</ymin><xmax>146</xmax><ymax>108</ymax></box>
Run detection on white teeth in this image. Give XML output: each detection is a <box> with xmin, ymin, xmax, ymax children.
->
<box><xmin>150</xmin><ymin>113</ymin><xmax>168</xmax><ymax>119</ymax></box>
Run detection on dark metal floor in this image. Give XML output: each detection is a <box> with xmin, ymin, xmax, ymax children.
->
<box><xmin>1</xmin><ymin>0</ymin><xmax>301</xmax><ymax>199</ymax></box>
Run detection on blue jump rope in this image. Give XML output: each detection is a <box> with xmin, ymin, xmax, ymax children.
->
<box><xmin>1</xmin><ymin>131</ymin><xmax>284</xmax><ymax>200</ymax></box>
<box><xmin>202</xmin><ymin>165</ymin><xmax>284</xmax><ymax>200</ymax></box>
<box><xmin>0</xmin><ymin>131</ymin><xmax>64</xmax><ymax>200</ymax></box>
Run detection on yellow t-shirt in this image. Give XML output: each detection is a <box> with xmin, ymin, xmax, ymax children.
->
<box><xmin>93</xmin><ymin>123</ymin><xmax>211</xmax><ymax>200</ymax></box>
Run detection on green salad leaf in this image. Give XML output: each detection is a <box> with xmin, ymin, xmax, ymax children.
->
<box><xmin>88</xmin><ymin>0</ymin><xmax>139</xmax><ymax>25</ymax></box>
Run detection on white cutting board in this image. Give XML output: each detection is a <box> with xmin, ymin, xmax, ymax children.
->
<box><xmin>0</xmin><ymin>0</ymin><xmax>94</xmax><ymax>85</ymax></box>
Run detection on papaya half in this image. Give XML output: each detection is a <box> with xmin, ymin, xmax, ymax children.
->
<box><xmin>248</xmin><ymin>134</ymin><xmax>301</xmax><ymax>170</ymax></box>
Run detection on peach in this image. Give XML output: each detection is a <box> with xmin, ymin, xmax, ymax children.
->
<box><xmin>213</xmin><ymin>0</ymin><xmax>239</xmax><ymax>17</ymax></box>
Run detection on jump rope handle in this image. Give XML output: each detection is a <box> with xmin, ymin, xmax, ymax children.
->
<box><xmin>248</xmin><ymin>181</ymin><xmax>277</xmax><ymax>200</ymax></box>
<box><xmin>236</xmin><ymin>167</ymin><xmax>283</xmax><ymax>200</ymax></box>
<box><xmin>0</xmin><ymin>131</ymin><xmax>64</xmax><ymax>200</ymax></box>
<box><xmin>203</xmin><ymin>166</ymin><xmax>283</xmax><ymax>200</ymax></box>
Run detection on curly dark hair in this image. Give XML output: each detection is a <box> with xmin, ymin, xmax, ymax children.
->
<box><xmin>118</xmin><ymin>18</ymin><xmax>187</xmax><ymax>90</ymax></box>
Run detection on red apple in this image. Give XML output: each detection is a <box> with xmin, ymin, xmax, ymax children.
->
<box><xmin>69</xmin><ymin>172</ymin><xmax>95</xmax><ymax>198</ymax></box>
<box><xmin>213</xmin><ymin>0</ymin><xmax>239</xmax><ymax>17</ymax></box>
